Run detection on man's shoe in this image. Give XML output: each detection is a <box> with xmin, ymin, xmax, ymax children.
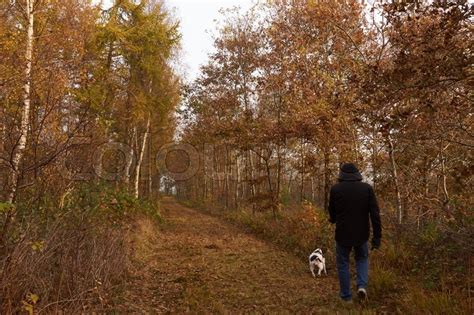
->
<box><xmin>357</xmin><ymin>288</ymin><xmax>368</xmax><ymax>302</ymax></box>
<box><xmin>337</xmin><ymin>298</ymin><xmax>353</xmax><ymax>307</ymax></box>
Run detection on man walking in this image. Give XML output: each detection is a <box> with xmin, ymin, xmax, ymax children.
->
<box><xmin>328</xmin><ymin>163</ymin><xmax>382</xmax><ymax>302</ymax></box>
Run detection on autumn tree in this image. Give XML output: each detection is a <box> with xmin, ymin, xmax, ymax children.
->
<box><xmin>359</xmin><ymin>0</ymin><xmax>473</xmax><ymax>223</ymax></box>
<box><xmin>87</xmin><ymin>0</ymin><xmax>180</xmax><ymax>197</ymax></box>
<box><xmin>177</xmin><ymin>0</ymin><xmax>472</xmax><ymax>228</ymax></box>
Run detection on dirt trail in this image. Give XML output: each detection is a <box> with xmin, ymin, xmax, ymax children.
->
<box><xmin>120</xmin><ymin>197</ymin><xmax>345</xmax><ymax>313</ymax></box>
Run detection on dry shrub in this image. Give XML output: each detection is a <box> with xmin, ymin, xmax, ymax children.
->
<box><xmin>368</xmin><ymin>265</ymin><xmax>398</xmax><ymax>299</ymax></box>
<box><xmin>400</xmin><ymin>285</ymin><xmax>471</xmax><ymax>314</ymax></box>
<box><xmin>196</xmin><ymin>200</ymin><xmax>472</xmax><ymax>312</ymax></box>
<box><xmin>0</xmin><ymin>183</ymin><xmax>160</xmax><ymax>313</ymax></box>
<box><xmin>223</xmin><ymin>202</ymin><xmax>333</xmax><ymax>260</ymax></box>
<box><xmin>1</xmin><ymin>217</ymin><xmax>128</xmax><ymax>313</ymax></box>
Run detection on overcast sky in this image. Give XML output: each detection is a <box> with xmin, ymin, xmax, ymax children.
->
<box><xmin>98</xmin><ymin>0</ymin><xmax>254</xmax><ymax>82</ymax></box>
<box><xmin>167</xmin><ymin>0</ymin><xmax>254</xmax><ymax>81</ymax></box>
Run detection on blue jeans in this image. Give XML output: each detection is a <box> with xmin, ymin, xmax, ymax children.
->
<box><xmin>336</xmin><ymin>242</ymin><xmax>369</xmax><ymax>301</ymax></box>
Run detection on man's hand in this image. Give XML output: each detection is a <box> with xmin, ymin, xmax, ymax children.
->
<box><xmin>371</xmin><ymin>238</ymin><xmax>381</xmax><ymax>250</ymax></box>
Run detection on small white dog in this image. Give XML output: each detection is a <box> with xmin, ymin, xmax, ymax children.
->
<box><xmin>309</xmin><ymin>248</ymin><xmax>327</xmax><ymax>277</ymax></box>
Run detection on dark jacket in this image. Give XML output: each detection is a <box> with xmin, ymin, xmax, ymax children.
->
<box><xmin>328</xmin><ymin>164</ymin><xmax>382</xmax><ymax>247</ymax></box>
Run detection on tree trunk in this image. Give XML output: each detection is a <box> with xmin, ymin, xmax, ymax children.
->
<box><xmin>147</xmin><ymin>125</ymin><xmax>152</xmax><ymax>198</ymax></box>
<box><xmin>264</xmin><ymin>155</ymin><xmax>273</xmax><ymax>194</ymax></box>
<box><xmin>7</xmin><ymin>0</ymin><xmax>35</xmax><ymax>204</ymax></box>
<box><xmin>388</xmin><ymin>134</ymin><xmax>403</xmax><ymax>224</ymax></box>
<box><xmin>248</xmin><ymin>150</ymin><xmax>256</xmax><ymax>200</ymax></box>
<box><xmin>323</xmin><ymin>147</ymin><xmax>330</xmax><ymax>211</ymax></box>
<box><xmin>275</xmin><ymin>94</ymin><xmax>282</xmax><ymax>208</ymax></box>
<box><xmin>224</xmin><ymin>146</ymin><xmax>229</xmax><ymax>208</ymax></box>
<box><xmin>212</xmin><ymin>145</ymin><xmax>216</xmax><ymax>205</ymax></box>
<box><xmin>372</xmin><ymin>124</ymin><xmax>378</xmax><ymax>191</ymax></box>
<box><xmin>124</xmin><ymin>128</ymin><xmax>136</xmax><ymax>189</ymax></box>
<box><xmin>300</xmin><ymin>139</ymin><xmax>305</xmax><ymax>202</ymax></box>
<box><xmin>235</xmin><ymin>152</ymin><xmax>240</xmax><ymax>208</ymax></box>
<box><xmin>202</xmin><ymin>144</ymin><xmax>207</xmax><ymax>201</ymax></box>
<box><xmin>440</xmin><ymin>143</ymin><xmax>451</xmax><ymax>217</ymax></box>
<box><xmin>276</xmin><ymin>146</ymin><xmax>282</xmax><ymax>204</ymax></box>
<box><xmin>247</xmin><ymin>150</ymin><xmax>256</xmax><ymax>213</ymax></box>
<box><xmin>133</xmin><ymin>117</ymin><xmax>150</xmax><ymax>199</ymax></box>
<box><xmin>1</xmin><ymin>0</ymin><xmax>35</xmax><ymax>245</ymax></box>
<box><xmin>287</xmin><ymin>170</ymin><xmax>294</xmax><ymax>197</ymax></box>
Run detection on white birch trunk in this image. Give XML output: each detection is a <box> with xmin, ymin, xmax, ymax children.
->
<box><xmin>7</xmin><ymin>0</ymin><xmax>35</xmax><ymax>203</ymax></box>
<box><xmin>124</xmin><ymin>128</ymin><xmax>136</xmax><ymax>188</ymax></box>
<box><xmin>133</xmin><ymin>117</ymin><xmax>150</xmax><ymax>199</ymax></box>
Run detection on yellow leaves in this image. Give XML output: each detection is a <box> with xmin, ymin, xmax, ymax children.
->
<box><xmin>0</xmin><ymin>202</ymin><xmax>14</xmax><ymax>213</ymax></box>
<box><xmin>22</xmin><ymin>301</ymin><xmax>34</xmax><ymax>315</ymax></box>
<box><xmin>31</xmin><ymin>240</ymin><xmax>45</xmax><ymax>252</ymax></box>
<box><xmin>22</xmin><ymin>293</ymin><xmax>39</xmax><ymax>315</ymax></box>
<box><xmin>28</xmin><ymin>293</ymin><xmax>39</xmax><ymax>304</ymax></box>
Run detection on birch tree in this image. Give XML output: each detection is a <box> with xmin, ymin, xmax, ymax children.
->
<box><xmin>7</xmin><ymin>0</ymin><xmax>35</xmax><ymax>204</ymax></box>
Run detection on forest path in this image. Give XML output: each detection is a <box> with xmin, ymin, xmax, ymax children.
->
<box><xmin>120</xmin><ymin>197</ymin><xmax>347</xmax><ymax>313</ymax></box>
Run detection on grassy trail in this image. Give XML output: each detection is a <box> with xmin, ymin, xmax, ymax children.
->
<box><xmin>118</xmin><ymin>197</ymin><xmax>364</xmax><ymax>313</ymax></box>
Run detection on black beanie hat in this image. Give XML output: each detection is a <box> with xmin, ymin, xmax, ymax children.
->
<box><xmin>340</xmin><ymin>163</ymin><xmax>359</xmax><ymax>174</ymax></box>
<box><xmin>338</xmin><ymin>163</ymin><xmax>362</xmax><ymax>181</ymax></box>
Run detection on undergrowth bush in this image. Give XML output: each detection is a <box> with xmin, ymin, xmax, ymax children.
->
<box><xmin>187</xmin><ymin>199</ymin><xmax>472</xmax><ymax>313</ymax></box>
<box><xmin>0</xmin><ymin>183</ymin><xmax>160</xmax><ymax>313</ymax></box>
<box><xmin>216</xmin><ymin>202</ymin><xmax>334</xmax><ymax>261</ymax></box>
<box><xmin>369</xmin><ymin>265</ymin><xmax>398</xmax><ymax>299</ymax></box>
<box><xmin>401</xmin><ymin>286</ymin><xmax>469</xmax><ymax>314</ymax></box>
